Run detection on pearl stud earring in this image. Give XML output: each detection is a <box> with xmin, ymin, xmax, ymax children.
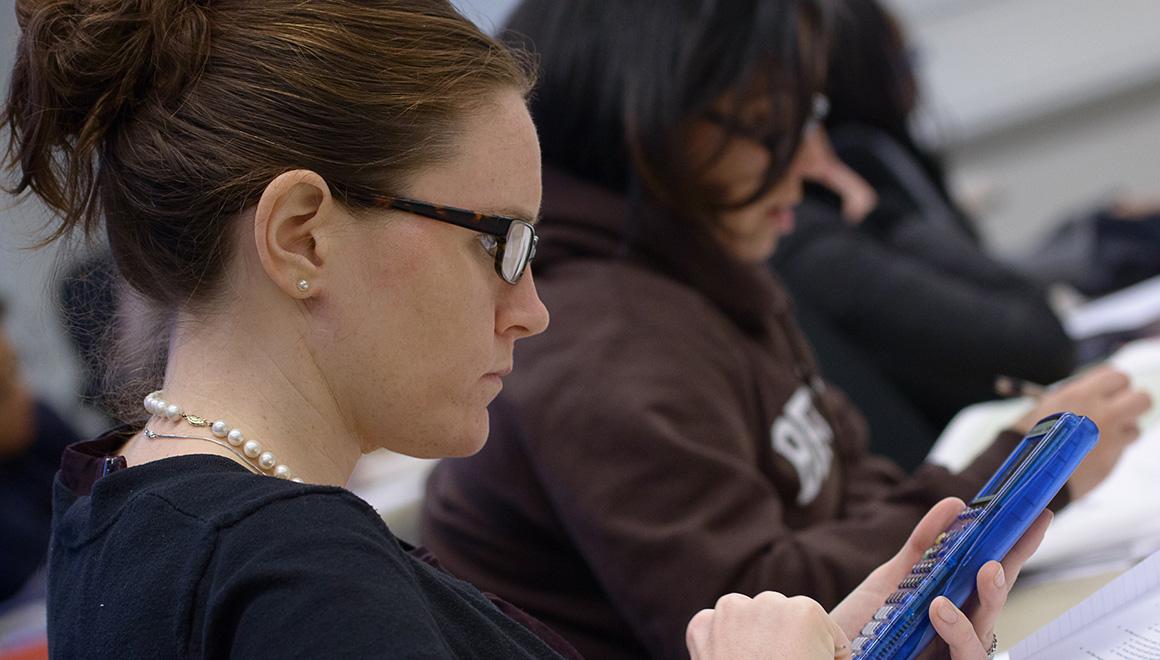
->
<box><xmin>296</xmin><ymin>279</ymin><xmax>310</xmax><ymax>293</ymax></box>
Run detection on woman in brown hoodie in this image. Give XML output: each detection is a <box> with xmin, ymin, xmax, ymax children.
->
<box><xmin>421</xmin><ymin>1</ymin><xmax>1153</xmax><ymax>659</ymax></box>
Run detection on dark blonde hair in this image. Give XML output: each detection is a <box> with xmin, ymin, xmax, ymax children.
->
<box><xmin>4</xmin><ymin>0</ymin><xmax>532</xmax><ymax>307</ymax></box>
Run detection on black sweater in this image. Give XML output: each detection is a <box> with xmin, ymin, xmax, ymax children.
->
<box><xmin>773</xmin><ymin>126</ymin><xmax>1075</xmax><ymax>469</ymax></box>
<box><xmin>48</xmin><ymin>432</ymin><xmax>575</xmax><ymax>659</ymax></box>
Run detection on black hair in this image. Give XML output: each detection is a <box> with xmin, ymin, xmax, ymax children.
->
<box><xmin>824</xmin><ymin>0</ymin><xmax>914</xmax><ymax>140</ymax></box>
<box><xmin>823</xmin><ymin>0</ymin><xmax>949</xmax><ymax>189</ymax></box>
<box><xmin>504</xmin><ymin>0</ymin><xmax>828</xmax><ymax>218</ymax></box>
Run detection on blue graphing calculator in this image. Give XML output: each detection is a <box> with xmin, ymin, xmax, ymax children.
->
<box><xmin>850</xmin><ymin>412</ymin><xmax>1099</xmax><ymax>659</ymax></box>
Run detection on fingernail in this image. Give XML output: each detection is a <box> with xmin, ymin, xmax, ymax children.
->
<box><xmin>938</xmin><ymin>599</ymin><xmax>959</xmax><ymax>624</ymax></box>
<box><xmin>994</xmin><ymin>565</ymin><xmax>1006</xmax><ymax>588</ymax></box>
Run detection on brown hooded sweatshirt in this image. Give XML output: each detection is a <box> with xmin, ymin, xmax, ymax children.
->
<box><xmin>421</xmin><ymin>168</ymin><xmax>1064</xmax><ymax>660</ymax></box>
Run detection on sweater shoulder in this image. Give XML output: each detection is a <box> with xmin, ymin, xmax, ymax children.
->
<box><xmin>511</xmin><ymin>260</ymin><xmax>760</xmax><ymax>427</ymax></box>
<box><xmin>537</xmin><ymin>259</ymin><xmax>738</xmax><ymax>351</ymax></box>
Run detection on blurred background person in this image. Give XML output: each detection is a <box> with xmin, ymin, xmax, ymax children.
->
<box><xmin>56</xmin><ymin>253</ymin><xmax>122</xmax><ymax>426</ymax></box>
<box><xmin>771</xmin><ymin>0</ymin><xmax>1076</xmax><ymax>470</ymax></box>
<box><xmin>0</xmin><ymin>296</ymin><xmax>80</xmax><ymax>607</ymax></box>
<box><xmin>420</xmin><ymin>1</ymin><xmax>1152</xmax><ymax>659</ymax></box>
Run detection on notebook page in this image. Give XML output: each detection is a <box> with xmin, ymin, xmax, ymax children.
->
<box><xmin>1009</xmin><ymin>550</ymin><xmax>1160</xmax><ymax>659</ymax></box>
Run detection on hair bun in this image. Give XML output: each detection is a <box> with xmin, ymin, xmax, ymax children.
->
<box><xmin>13</xmin><ymin>0</ymin><xmax>212</xmax><ymax>142</ymax></box>
<box><xmin>6</xmin><ymin>0</ymin><xmax>212</xmax><ymax>239</ymax></box>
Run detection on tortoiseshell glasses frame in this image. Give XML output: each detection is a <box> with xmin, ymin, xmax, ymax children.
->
<box><xmin>368</xmin><ymin>195</ymin><xmax>538</xmax><ymax>285</ymax></box>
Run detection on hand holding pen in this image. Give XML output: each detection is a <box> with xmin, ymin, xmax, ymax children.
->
<box><xmin>1003</xmin><ymin>366</ymin><xmax>1152</xmax><ymax>500</ymax></box>
<box><xmin>993</xmin><ymin>375</ymin><xmax>1046</xmax><ymax>400</ymax></box>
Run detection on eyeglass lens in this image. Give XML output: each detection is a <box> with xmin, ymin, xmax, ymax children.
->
<box><xmin>502</xmin><ymin>222</ymin><xmax>535</xmax><ymax>283</ymax></box>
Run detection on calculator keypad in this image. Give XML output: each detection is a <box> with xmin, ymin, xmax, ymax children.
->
<box><xmin>850</xmin><ymin>505</ymin><xmax>985</xmax><ymax>658</ymax></box>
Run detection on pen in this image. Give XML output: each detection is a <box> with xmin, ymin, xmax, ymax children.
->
<box><xmin>994</xmin><ymin>375</ymin><xmax>1046</xmax><ymax>399</ymax></box>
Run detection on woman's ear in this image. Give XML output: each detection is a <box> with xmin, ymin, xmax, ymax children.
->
<box><xmin>253</xmin><ymin>170</ymin><xmax>335</xmax><ymax>299</ymax></box>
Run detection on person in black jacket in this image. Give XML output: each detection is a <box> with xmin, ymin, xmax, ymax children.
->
<box><xmin>0</xmin><ymin>298</ymin><xmax>81</xmax><ymax>606</ymax></box>
<box><xmin>771</xmin><ymin>0</ymin><xmax>1076</xmax><ymax>471</ymax></box>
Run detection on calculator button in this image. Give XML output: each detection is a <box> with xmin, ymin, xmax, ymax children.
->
<box><xmin>912</xmin><ymin>559</ymin><xmax>936</xmax><ymax>574</ymax></box>
<box><xmin>886</xmin><ymin>590</ymin><xmax>909</xmax><ymax>604</ymax></box>
<box><xmin>900</xmin><ymin>576</ymin><xmax>922</xmax><ymax>589</ymax></box>
<box><xmin>873</xmin><ymin>606</ymin><xmax>895</xmax><ymax>621</ymax></box>
<box><xmin>851</xmin><ymin>636</ymin><xmax>869</xmax><ymax>653</ymax></box>
<box><xmin>861</xmin><ymin>621</ymin><xmax>883</xmax><ymax>637</ymax></box>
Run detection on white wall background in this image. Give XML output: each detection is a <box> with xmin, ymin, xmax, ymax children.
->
<box><xmin>887</xmin><ymin>0</ymin><xmax>1160</xmax><ymax>254</ymax></box>
<box><xmin>451</xmin><ymin>0</ymin><xmax>516</xmax><ymax>32</ymax></box>
<box><xmin>3</xmin><ymin>0</ymin><xmax>1160</xmax><ymax>416</ymax></box>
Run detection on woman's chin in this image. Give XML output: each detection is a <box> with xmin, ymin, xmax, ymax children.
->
<box><xmin>718</xmin><ymin>220</ymin><xmax>789</xmax><ymax>263</ymax></box>
<box><xmin>444</xmin><ymin>437</ymin><xmax>489</xmax><ymax>458</ymax></box>
<box><xmin>732</xmin><ymin>233</ymin><xmax>782</xmax><ymax>264</ymax></box>
<box><xmin>444</xmin><ymin>412</ymin><xmax>492</xmax><ymax>458</ymax></box>
<box><xmin>382</xmin><ymin>418</ymin><xmax>489</xmax><ymax>459</ymax></box>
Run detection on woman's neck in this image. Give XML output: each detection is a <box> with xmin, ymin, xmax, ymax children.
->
<box><xmin>124</xmin><ymin>309</ymin><xmax>360</xmax><ymax>487</ymax></box>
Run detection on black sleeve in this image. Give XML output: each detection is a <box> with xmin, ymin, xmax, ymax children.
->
<box><xmin>775</xmin><ymin>200</ymin><xmax>1075</xmax><ymax>424</ymax></box>
<box><xmin>197</xmin><ymin>493</ymin><xmax>456</xmax><ymax>659</ymax></box>
<box><xmin>791</xmin><ymin>298</ymin><xmax>938</xmax><ymax>472</ymax></box>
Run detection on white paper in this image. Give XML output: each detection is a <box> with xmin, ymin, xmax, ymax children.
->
<box><xmin>927</xmin><ymin>338</ymin><xmax>1160</xmax><ymax>574</ymax></box>
<box><xmin>1064</xmin><ymin>274</ymin><xmax>1160</xmax><ymax>340</ymax></box>
<box><xmin>1010</xmin><ymin>550</ymin><xmax>1160</xmax><ymax>659</ymax></box>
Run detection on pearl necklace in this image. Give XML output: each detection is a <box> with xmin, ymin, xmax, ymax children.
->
<box><xmin>143</xmin><ymin>391</ymin><xmax>304</xmax><ymax>483</ymax></box>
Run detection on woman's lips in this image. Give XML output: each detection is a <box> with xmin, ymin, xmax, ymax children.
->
<box><xmin>482</xmin><ymin>367</ymin><xmax>512</xmax><ymax>391</ymax></box>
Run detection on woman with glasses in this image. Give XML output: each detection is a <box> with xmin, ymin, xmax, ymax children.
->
<box><xmin>2</xmin><ymin>0</ymin><xmax>1028</xmax><ymax>657</ymax></box>
<box><xmin>3</xmin><ymin>0</ymin><xmax>568</xmax><ymax>655</ymax></box>
<box><xmin>420</xmin><ymin>1</ymin><xmax>1150</xmax><ymax>659</ymax></box>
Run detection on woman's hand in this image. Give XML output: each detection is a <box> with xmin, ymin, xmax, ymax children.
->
<box><xmin>830</xmin><ymin>498</ymin><xmax>1053</xmax><ymax>659</ymax></box>
<box><xmin>687</xmin><ymin>591</ymin><xmax>851</xmax><ymax>659</ymax></box>
<box><xmin>799</xmin><ymin>126</ymin><xmax>877</xmax><ymax>224</ymax></box>
<box><xmin>1013</xmin><ymin>365</ymin><xmax>1153</xmax><ymax>500</ymax></box>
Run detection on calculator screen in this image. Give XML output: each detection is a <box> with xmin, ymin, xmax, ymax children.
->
<box><xmin>969</xmin><ymin>436</ymin><xmax>1041</xmax><ymax>506</ymax></box>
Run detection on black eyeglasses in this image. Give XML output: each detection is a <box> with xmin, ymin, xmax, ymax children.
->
<box><xmin>367</xmin><ymin>195</ymin><xmax>538</xmax><ymax>284</ymax></box>
<box><xmin>705</xmin><ymin>92</ymin><xmax>831</xmax><ymax>145</ymax></box>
